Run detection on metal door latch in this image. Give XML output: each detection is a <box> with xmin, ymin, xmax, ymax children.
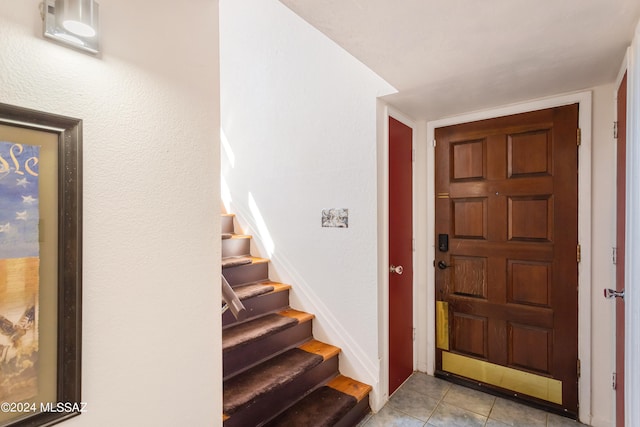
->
<box><xmin>604</xmin><ymin>288</ymin><xmax>625</xmax><ymax>299</ymax></box>
<box><xmin>437</xmin><ymin>261</ymin><xmax>451</xmax><ymax>270</ymax></box>
<box><xmin>390</xmin><ymin>265</ymin><xmax>404</xmax><ymax>275</ymax></box>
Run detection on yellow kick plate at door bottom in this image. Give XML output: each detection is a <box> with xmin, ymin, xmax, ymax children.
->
<box><xmin>442</xmin><ymin>351</ymin><xmax>563</xmax><ymax>405</ymax></box>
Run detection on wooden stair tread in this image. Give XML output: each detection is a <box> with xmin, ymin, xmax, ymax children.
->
<box><xmin>221</xmin><ymin>256</ymin><xmax>252</xmax><ymax>268</ymax></box>
<box><xmin>299</xmin><ymin>339</ymin><xmax>340</xmax><ymax>361</ymax></box>
<box><xmin>223</xmin><ymin>313</ymin><xmax>296</xmax><ymax>352</ymax></box>
<box><xmin>268</xmin><ymin>281</ymin><xmax>292</xmax><ymax>292</ymax></box>
<box><xmin>231</xmin><ymin>282</ymin><xmax>272</xmax><ymax>300</ymax></box>
<box><xmin>230</xmin><ymin>281</ymin><xmax>290</xmax><ymax>301</ymax></box>
<box><xmin>237</xmin><ymin>280</ymin><xmax>291</xmax><ymax>294</ymax></box>
<box><xmin>327</xmin><ymin>375</ymin><xmax>372</xmax><ymax>402</ymax></box>
<box><xmin>279</xmin><ymin>308</ymin><xmax>315</xmax><ymax>323</ymax></box>
<box><xmin>223</xmin><ymin>309</ymin><xmax>312</xmax><ymax>352</ymax></box>
<box><xmin>222</xmin><ymin>255</ymin><xmax>268</xmax><ymax>264</ymax></box>
<box><xmin>222</xmin><ymin>256</ymin><xmax>269</xmax><ymax>269</ymax></box>
<box><xmin>227</xmin><ymin>234</ymin><xmax>251</xmax><ymax>240</ymax></box>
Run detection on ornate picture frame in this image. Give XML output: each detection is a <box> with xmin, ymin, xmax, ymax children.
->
<box><xmin>0</xmin><ymin>103</ymin><xmax>82</xmax><ymax>426</ymax></box>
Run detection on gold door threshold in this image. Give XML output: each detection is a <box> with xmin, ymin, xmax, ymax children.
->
<box><xmin>442</xmin><ymin>351</ymin><xmax>562</xmax><ymax>405</ymax></box>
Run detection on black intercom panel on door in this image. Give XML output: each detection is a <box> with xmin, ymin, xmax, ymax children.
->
<box><xmin>438</xmin><ymin>234</ymin><xmax>448</xmax><ymax>252</ymax></box>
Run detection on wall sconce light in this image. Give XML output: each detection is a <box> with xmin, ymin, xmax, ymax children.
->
<box><xmin>43</xmin><ymin>0</ymin><xmax>99</xmax><ymax>54</ymax></box>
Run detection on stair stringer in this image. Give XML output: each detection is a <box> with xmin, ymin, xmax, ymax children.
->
<box><xmin>228</xmin><ymin>205</ymin><xmax>383</xmax><ymax>412</ymax></box>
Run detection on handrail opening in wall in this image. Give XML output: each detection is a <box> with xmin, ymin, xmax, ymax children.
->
<box><xmin>222</xmin><ymin>274</ymin><xmax>246</xmax><ymax>321</ymax></box>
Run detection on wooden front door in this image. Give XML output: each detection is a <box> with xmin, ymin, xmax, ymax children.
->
<box><xmin>388</xmin><ymin>116</ymin><xmax>413</xmax><ymax>395</ymax></box>
<box><xmin>434</xmin><ymin>105</ymin><xmax>579</xmax><ymax>415</ymax></box>
<box><xmin>615</xmin><ymin>72</ymin><xmax>627</xmax><ymax>427</ymax></box>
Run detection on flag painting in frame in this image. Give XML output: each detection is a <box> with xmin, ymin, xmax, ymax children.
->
<box><xmin>0</xmin><ymin>103</ymin><xmax>81</xmax><ymax>427</ymax></box>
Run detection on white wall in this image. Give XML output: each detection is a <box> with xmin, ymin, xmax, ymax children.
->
<box><xmin>219</xmin><ymin>0</ymin><xmax>396</xmax><ymax>406</ymax></box>
<box><xmin>0</xmin><ymin>2</ymin><xmax>221</xmax><ymax>426</ymax></box>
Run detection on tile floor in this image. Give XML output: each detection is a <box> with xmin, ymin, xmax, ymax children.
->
<box><xmin>357</xmin><ymin>373</ymin><xmax>588</xmax><ymax>427</ymax></box>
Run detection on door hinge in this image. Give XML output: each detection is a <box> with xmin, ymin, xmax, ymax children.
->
<box><xmin>612</xmin><ymin>372</ymin><xmax>617</xmax><ymax>390</ymax></box>
<box><xmin>412</xmin><ymin>148</ymin><xmax>416</xmax><ymax>162</ymax></box>
<box><xmin>433</xmin><ymin>139</ymin><xmax>437</xmax><ymax>147</ymax></box>
<box><xmin>614</xmin><ymin>121</ymin><xmax>618</xmax><ymax>139</ymax></box>
<box><xmin>613</xmin><ymin>247</ymin><xmax>618</xmax><ymax>265</ymax></box>
<box><xmin>577</xmin><ymin>244</ymin><xmax>581</xmax><ymax>263</ymax></box>
<box><xmin>413</xmin><ymin>327</ymin><xmax>416</xmax><ymax>341</ymax></box>
<box><xmin>577</xmin><ymin>128</ymin><xmax>582</xmax><ymax>146</ymax></box>
<box><xmin>577</xmin><ymin>359</ymin><xmax>581</xmax><ymax>378</ymax></box>
<box><xmin>412</xmin><ymin>238</ymin><xmax>415</xmax><ymax>252</ymax></box>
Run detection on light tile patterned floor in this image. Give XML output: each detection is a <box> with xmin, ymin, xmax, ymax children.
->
<box><xmin>358</xmin><ymin>373</ymin><xmax>589</xmax><ymax>427</ymax></box>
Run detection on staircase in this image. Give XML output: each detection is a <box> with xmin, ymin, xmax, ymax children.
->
<box><xmin>222</xmin><ymin>213</ymin><xmax>372</xmax><ymax>427</ymax></box>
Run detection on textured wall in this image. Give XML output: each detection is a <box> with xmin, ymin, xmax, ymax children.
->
<box><xmin>220</xmin><ymin>0</ymin><xmax>395</xmax><ymax>405</ymax></box>
<box><xmin>0</xmin><ymin>1</ymin><xmax>221</xmax><ymax>426</ymax></box>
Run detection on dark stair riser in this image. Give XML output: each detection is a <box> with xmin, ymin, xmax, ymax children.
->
<box><xmin>224</xmin><ymin>356</ymin><xmax>339</xmax><ymax>427</ymax></box>
<box><xmin>332</xmin><ymin>397</ymin><xmax>370</xmax><ymax>427</ymax></box>
<box><xmin>224</xmin><ymin>262</ymin><xmax>269</xmax><ymax>286</ymax></box>
<box><xmin>222</xmin><ymin>215</ymin><xmax>235</xmax><ymax>234</ymax></box>
<box><xmin>265</xmin><ymin>386</ymin><xmax>356</xmax><ymax>427</ymax></box>
<box><xmin>224</xmin><ymin>321</ymin><xmax>312</xmax><ymax>380</ymax></box>
<box><xmin>222</xmin><ymin>237</ymin><xmax>251</xmax><ymax>258</ymax></box>
<box><xmin>223</xmin><ymin>290</ymin><xmax>290</xmax><ymax>328</ymax></box>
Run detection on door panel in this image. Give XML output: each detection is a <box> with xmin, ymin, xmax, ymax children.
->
<box><xmin>615</xmin><ymin>72</ymin><xmax>627</xmax><ymax>427</ymax></box>
<box><xmin>435</xmin><ymin>105</ymin><xmax>579</xmax><ymax>415</ymax></box>
<box><xmin>388</xmin><ymin>117</ymin><xmax>413</xmax><ymax>395</ymax></box>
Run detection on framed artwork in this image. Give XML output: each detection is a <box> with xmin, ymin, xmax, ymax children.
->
<box><xmin>0</xmin><ymin>103</ymin><xmax>82</xmax><ymax>426</ymax></box>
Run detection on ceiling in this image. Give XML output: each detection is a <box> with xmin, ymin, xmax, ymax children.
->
<box><xmin>279</xmin><ymin>0</ymin><xmax>640</xmax><ymax>120</ymax></box>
